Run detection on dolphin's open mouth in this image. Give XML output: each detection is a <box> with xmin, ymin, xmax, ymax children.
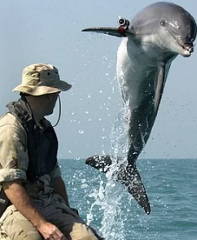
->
<box><xmin>180</xmin><ymin>42</ymin><xmax>194</xmax><ymax>56</ymax></box>
<box><xmin>167</xmin><ymin>28</ymin><xmax>194</xmax><ymax>57</ymax></box>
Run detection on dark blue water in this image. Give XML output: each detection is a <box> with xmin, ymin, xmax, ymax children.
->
<box><xmin>60</xmin><ymin>159</ymin><xmax>197</xmax><ymax>240</ymax></box>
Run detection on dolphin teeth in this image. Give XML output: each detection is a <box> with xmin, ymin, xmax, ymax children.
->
<box><xmin>178</xmin><ymin>42</ymin><xmax>194</xmax><ymax>55</ymax></box>
<box><xmin>183</xmin><ymin>44</ymin><xmax>193</xmax><ymax>51</ymax></box>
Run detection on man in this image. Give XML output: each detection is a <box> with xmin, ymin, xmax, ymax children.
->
<box><xmin>0</xmin><ymin>63</ymin><xmax>100</xmax><ymax>240</ymax></box>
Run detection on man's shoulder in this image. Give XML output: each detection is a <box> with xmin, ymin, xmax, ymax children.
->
<box><xmin>0</xmin><ymin>112</ymin><xmax>20</xmax><ymax>126</ymax></box>
<box><xmin>0</xmin><ymin>112</ymin><xmax>26</xmax><ymax>134</ymax></box>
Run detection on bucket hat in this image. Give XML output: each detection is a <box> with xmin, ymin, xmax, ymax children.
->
<box><xmin>13</xmin><ymin>63</ymin><xmax>72</xmax><ymax>96</ymax></box>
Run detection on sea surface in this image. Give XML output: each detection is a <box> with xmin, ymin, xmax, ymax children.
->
<box><xmin>60</xmin><ymin>158</ymin><xmax>197</xmax><ymax>240</ymax></box>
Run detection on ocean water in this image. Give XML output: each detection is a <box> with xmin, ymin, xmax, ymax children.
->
<box><xmin>60</xmin><ymin>158</ymin><xmax>197</xmax><ymax>240</ymax></box>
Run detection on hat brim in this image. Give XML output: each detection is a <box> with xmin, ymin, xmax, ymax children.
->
<box><xmin>13</xmin><ymin>80</ymin><xmax>72</xmax><ymax>96</ymax></box>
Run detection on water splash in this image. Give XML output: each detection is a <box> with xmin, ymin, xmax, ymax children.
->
<box><xmin>86</xmin><ymin>104</ymin><xmax>132</xmax><ymax>239</ymax></box>
<box><xmin>86</xmin><ymin>177</ymin><xmax>127</xmax><ymax>240</ymax></box>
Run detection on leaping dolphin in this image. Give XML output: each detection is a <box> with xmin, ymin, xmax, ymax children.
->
<box><xmin>82</xmin><ymin>2</ymin><xmax>197</xmax><ymax>214</ymax></box>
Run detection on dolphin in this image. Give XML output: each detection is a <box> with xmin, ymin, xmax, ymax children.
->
<box><xmin>82</xmin><ymin>2</ymin><xmax>197</xmax><ymax>214</ymax></box>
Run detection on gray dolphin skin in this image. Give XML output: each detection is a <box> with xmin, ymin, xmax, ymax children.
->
<box><xmin>82</xmin><ymin>2</ymin><xmax>197</xmax><ymax>214</ymax></box>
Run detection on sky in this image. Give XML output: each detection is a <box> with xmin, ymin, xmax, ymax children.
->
<box><xmin>0</xmin><ymin>0</ymin><xmax>197</xmax><ymax>160</ymax></box>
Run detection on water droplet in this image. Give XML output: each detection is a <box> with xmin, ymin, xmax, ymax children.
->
<box><xmin>81</xmin><ymin>179</ymin><xmax>86</xmax><ymax>183</ymax></box>
<box><xmin>78</xmin><ymin>129</ymin><xmax>84</xmax><ymax>134</ymax></box>
<box><xmin>81</xmin><ymin>183</ymin><xmax>88</xmax><ymax>189</ymax></box>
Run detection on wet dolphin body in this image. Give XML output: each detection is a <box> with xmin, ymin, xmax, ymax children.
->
<box><xmin>82</xmin><ymin>2</ymin><xmax>197</xmax><ymax>214</ymax></box>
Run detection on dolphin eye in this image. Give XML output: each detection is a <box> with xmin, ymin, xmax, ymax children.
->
<box><xmin>160</xmin><ymin>19</ymin><xmax>166</xmax><ymax>27</ymax></box>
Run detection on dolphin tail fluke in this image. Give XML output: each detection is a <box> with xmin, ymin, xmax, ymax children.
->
<box><xmin>85</xmin><ymin>155</ymin><xmax>151</xmax><ymax>214</ymax></box>
<box><xmin>119</xmin><ymin>165</ymin><xmax>151</xmax><ymax>214</ymax></box>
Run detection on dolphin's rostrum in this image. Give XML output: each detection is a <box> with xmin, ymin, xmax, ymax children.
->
<box><xmin>83</xmin><ymin>2</ymin><xmax>197</xmax><ymax>214</ymax></box>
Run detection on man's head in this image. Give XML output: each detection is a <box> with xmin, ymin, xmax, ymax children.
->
<box><xmin>13</xmin><ymin>63</ymin><xmax>72</xmax><ymax>119</ymax></box>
